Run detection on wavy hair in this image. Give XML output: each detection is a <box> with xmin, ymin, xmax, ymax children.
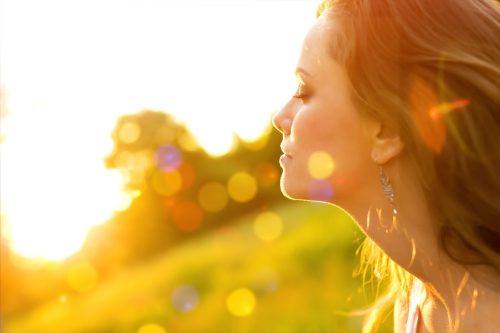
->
<box><xmin>316</xmin><ymin>0</ymin><xmax>500</xmax><ymax>331</ymax></box>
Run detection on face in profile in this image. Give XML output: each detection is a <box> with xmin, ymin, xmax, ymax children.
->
<box><xmin>272</xmin><ymin>15</ymin><xmax>376</xmax><ymax>208</ymax></box>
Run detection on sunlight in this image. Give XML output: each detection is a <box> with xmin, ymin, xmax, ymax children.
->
<box><xmin>0</xmin><ymin>124</ymin><xmax>130</xmax><ymax>260</ymax></box>
<box><xmin>253</xmin><ymin>211</ymin><xmax>283</xmax><ymax>242</ymax></box>
<box><xmin>137</xmin><ymin>324</ymin><xmax>167</xmax><ymax>333</ymax></box>
<box><xmin>308</xmin><ymin>151</ymin><xmax>336</xmax><ymax>179</ymax></box>
<box><xmin>171</xmin><ymin>285</ymin><xmax>200</xmax><ymax>313</ymax></box>
<box><xmin>0</xmin><ymin>0</ymin><xmax>319</xmax><ymax>261</ymax></box>
<box><xmin>226</xmin><ymin>288</ymin><xmax>256</xmax><ymax>317</ymax></box>
<box><xmin>188</xmin><ymin>121</ymin><xmax>237</xmax><ymax>157</ymax></box>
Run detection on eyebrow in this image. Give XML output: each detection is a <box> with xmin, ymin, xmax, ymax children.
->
<box><xmin>295</xmin><ymin>68</ymin><xmax>312</xmax><ymax>85</ymax></box>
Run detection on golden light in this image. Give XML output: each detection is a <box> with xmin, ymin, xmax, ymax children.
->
<box><xmin>188</xmin><ymin>124</ymin><xmax>236</xmax><ymax>157</ymax></box>
<box><xmin>254</xmin><ymin>162</ymin><xmax>279</xmax><ymax>188</ymax></box>
<box><xmin>137</xmin><ymin>150</ymin><xmax>155</xmax><ymax>169</ymax></box>
<box><xmin>117</xmin><ymin>150</ymin><xmax>155</xmax><ymax>171</ymax></box>
<box><xmin>151</xmin><ymin>170</ymin><xmax>183</xmax><ymax>197</ymax></box>
<box><xmin>428</xmin><ymin>98</ymin><xmax>470</xmax><ymax>120</ymax></box>
<box><xmin>226</xmin><ymin>288</ymin><xmax>256</xmax><ymax>317</ymax></box>
<box><xmin>115</xmin><ymin>190</ymin><xmax>142</xmax><ymax>212</ymax></box>
<box><xmin>410</xmin><ymin>77</ymin><xmax>446</xmax><ymax>154</ymax></box>
<box><xmin>66</xmin><ymin>261</ymin><xmax>98</xmax><ymax>293</ymax></box>
<box><xmin>116</xmin><ymin>151</ymin><xmax>135</xmax><ymax>169</ymax></box>
<box><xmin>178</xmin><ymin>163</ymin><xmax>196</xmax><ymax>191</ymax></box>
<box><xmin>171</xmin><ymin>285</ymin><xmax>199</xmax><ymax>313</ymax></box>
<box><xmin>253</xmin><ymin>211</ymin><xmax>283</xmax><ymax>242</ymax></box>
<box><xmin>137</xmin><ymin>323</ymin><xmax>167</xmax><ymax>333</ymax></box>
<box><xmin>176</xmin><ymin>132</ymin><xmax>199</xmax><ymax>152</ymax></box>
<box><xmin>240</xmin><ymin>125</ymin><xmax>273</xmax><ymax>152</ymax></box>
<box><xmin>308</xmin><ymin>151</ymin><xmax>335</xmax><ymax>179</ymax></box>
<box><xmin>0</xmin><ymin>130</ymin><xmax>131</xmax><ymax>260</ymax></box>
<box><xmin>118</xmin><ymin>121</ymin><xmax>141</xmax><ymax>144</ymax></box>
<box><xmin>198</xmin><ymin>182</ymin><xmax>229</xmax><ymax>213</ymax></box>
<box><xmin>0</xmin><ymin>0</ymin><xmax>319</xmax><ymax>260</ymax></box>
<box><xmin>171</xmin><ymin>200</ymin><xmax>204</xmax><ymax>232</ymax></box>
<box><xmin>227</xmin><ymin>172</ymin><xmax>258</xmax><ymax>203</ymax></box>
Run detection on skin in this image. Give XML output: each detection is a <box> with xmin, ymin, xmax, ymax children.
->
<box><xmin>272</xmin><ymin>16</ymin><xmax>381</xmax><ymax>211</ymax></box>
<box><xmin>272</xmin><ymin>14</ymin><xmax>500</xmax><ymax>333</ymax></box>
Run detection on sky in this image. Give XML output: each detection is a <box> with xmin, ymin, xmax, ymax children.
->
<box><xmin>0</xmin><ymin>0</ymin><xmax>320</xmax><ymax>260</ymax></box>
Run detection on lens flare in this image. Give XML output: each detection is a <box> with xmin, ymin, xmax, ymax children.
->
<box><xmin>156</xmin><ymin>144</ymin><xmax>182</xmax><ymax>172</ymax></box>
<box><xmin>410</xmin><ymin>77</ymin><xmax>447</xmax><ymax>154</ymax></box>
<box><xmin>118</xmin><ymin>121</ymin><xmax>141</xmax><ymax>144</ymax></box>
<box><xmin>171</xmin><ymin>285</ymin><xmax>199</xmax><ymax>313</ymax></box>
<box><xmin>308</xmin><ymin>151</ymin><xmax>335</xmax><ymax>179</ymax></box>
<box><xmin>429</xmin><ymin>99</ymin><xmax>470</xmax><ymax>120</ymax></box>
<box><xmin>151</xmin><ymin>170</ymin><xmax>182</xmax><ymax>196</ymax></box>
<box><xmin>226</xmin><ymin>288</ymin><xmax>256</xmax><ymax>317</ymax></box>
<box><xmin>137</xmin><ymin>323</ymin><xmax>167</xmax><ymax>333</ymax></box>
<box><xmin>135</xmin><ymin>149</ymin><xmax>155</xmax><ymax>170</ymax></box>
<box><xmin>254</xmin><ymin>162</ymin><xmax>279</xmax><ymax>188</ymax></box>
<box><xmin>198</xmin><ymin>182</ymin><xmax>228</xmax><ymax>213</ymax></box>
<box><xmin>178</xmin><ymin>163</ymin><xmax>196</xmax><ymax>191</ymax></box>
<box><xmin>253</xmin><ymin>211</ymin><xmax>283</xmax><ymax>242</ymax></box>
<box><xmin>227</xmin><ymin>172</ymin><xmax>258</xmax><ymax>203</ymax></box>
<box><xmin>252</xmin><ymin>268</ymin><xmax>278</xmax><ymax>294</ymax></box>
<box><xmin>0</xmin><ymin>0</ymin><xmax>319</xmax><ymax>262</ymax></box>
<box><xmin>171</xmin><ymin>200</ymin><xmax>203</xmax><ymax>232</ymax></box>
<box><xmin>58</xmin><ymin>294</ymin><xmax>69</xmax><ymax>304</ymax></box>
<box><xmin>115</xmin><ymin>150</ymin><xmax>154</xmax><ymax>183</ymax></box>
<box><xmin>308</xmin><ymin>179</ymin><xmax>334</xmax><ymax>201</ymax></box>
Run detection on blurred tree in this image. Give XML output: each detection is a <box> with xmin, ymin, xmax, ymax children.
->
<box><xmin>1</xmin><ymin>109</ymin><xmax>285</xmax><ymax>316</ymax></box>
<box><xmin>82</xmin><ymin>110</ymin><xmax>284</xmax><ymax>275</ymax></box>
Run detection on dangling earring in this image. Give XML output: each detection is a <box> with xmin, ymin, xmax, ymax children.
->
<box><xmin>379</xmin><ymin>167</ymin><xmax>398</xmax><ymax>218</ymax></box>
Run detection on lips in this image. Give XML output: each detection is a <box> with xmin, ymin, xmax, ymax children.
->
<box><xmin>280</xmin><ymin>143</ymin><xmax>292</xmax><ymax>158</ymax></box>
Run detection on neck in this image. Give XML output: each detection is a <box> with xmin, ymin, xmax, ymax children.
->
<box><xmin>392</xmin><ymin>170</ymin><xmax>500</xmax><ymax>331</ymax></box>
<box><xmin>350</xmin><ymin>160</ymin><xmax>500</xmax><ymax>333</ymax></box>
<box><xmin>343</xmin><ymin>160</ymin><xmax>500</xmax><ymax>332</ymax></box>
<box><xmin>392</xmin><ymin>169</ymin><xmax>500</xmax><ymax>332</ymax></box>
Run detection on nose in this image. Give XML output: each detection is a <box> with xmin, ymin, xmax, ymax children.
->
<box><xmin>272</xmin><ymin>101</ymin><xmax>293</xmax><ymax>136</ymax></box>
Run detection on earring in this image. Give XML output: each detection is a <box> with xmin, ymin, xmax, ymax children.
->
<box><xmin>379</xmin><ymin>167</ymin><xmax>398</xmax><ymax>217</ymax></box>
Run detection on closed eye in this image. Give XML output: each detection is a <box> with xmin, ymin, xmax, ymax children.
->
<box><xmin>293</xmin><ymin>83</ymin><xmax>308</xmax><ymax>99</ymax></box>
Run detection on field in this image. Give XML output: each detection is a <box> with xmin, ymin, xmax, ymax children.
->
<box><xmin>4</xmin><ymin>202</ymin><xmax>392</xmax><ymax>333</ymax></box>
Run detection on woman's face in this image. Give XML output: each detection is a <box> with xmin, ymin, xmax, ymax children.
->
<box><xmin>272</xmin><ymin>16</ymin><xmax>376</xmax><ymax>207</ymax></box>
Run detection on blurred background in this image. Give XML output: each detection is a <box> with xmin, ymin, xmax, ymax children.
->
<box><xmin>0</xmin><ymin>0</ymin><xmax>391</xmax><ymax>332</ymax></box>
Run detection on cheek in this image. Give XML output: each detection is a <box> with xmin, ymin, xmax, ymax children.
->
<box><xmin>293</xmin><ymin>105</ymin><xmax>355</xmax><ymax>162</ymax></box>
<box><xmin>291</xmin><ymin>106</ymin><xmax>372</xmax><ymax>199</ymax></box>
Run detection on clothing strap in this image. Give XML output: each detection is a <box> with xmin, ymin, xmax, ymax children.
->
<box><xmin>405</xmin><ymin>279</ymin><xmax>424</xmax><ymax>333</ymax></box>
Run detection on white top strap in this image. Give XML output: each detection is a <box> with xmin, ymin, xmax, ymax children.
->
<box><xmin>405</xmin><ymin>279</ymin><xmax>424</xmax><ymax>333</ymax></box>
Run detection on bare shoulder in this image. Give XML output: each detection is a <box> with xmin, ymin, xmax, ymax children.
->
<box><xmin>421</xmin><ymin>283</ymin><xmax>500</xmax><ymax>333</ymax></box>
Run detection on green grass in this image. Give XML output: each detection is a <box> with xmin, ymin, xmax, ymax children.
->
<box><xmin>4</xmin><ymin>201</ymin><xmax>393</xmax><ymax>333</ymax></box>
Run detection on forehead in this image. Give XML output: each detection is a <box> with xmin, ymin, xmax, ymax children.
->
<box><xmin>297</xmin><ymin>15</ymin><xmax>340</xmax><ymax>78</ymax></box>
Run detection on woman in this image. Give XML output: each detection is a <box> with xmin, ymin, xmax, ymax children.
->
<box><xmin>272</xmin><ymin>0</ymin><xmax>500</xmax><ymax>332</ymax></box>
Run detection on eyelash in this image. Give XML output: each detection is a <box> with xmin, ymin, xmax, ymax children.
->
<box><xmin>293</xmin><ymin>84</ymin><xmax>307</xmax><ymax>99</ymax></box>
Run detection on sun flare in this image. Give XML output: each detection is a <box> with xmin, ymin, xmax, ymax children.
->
<box><xmin>0</xmin><ymin>0</ymin><xmax>319</xmax><ymax>261</ymax></box>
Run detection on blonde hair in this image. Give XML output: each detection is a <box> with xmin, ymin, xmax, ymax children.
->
<box><xmin>316</xmin><ymin>0</ymin><xmax>500</xmax><ymax>331</ymax></box>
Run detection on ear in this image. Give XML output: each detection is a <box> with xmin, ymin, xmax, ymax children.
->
<box><xmin>367</xmin><ymin>119</ymin><xmax>405</xmax><ymax>165</ymax></box>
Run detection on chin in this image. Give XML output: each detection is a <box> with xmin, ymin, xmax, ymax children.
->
<box><xmin>280</xmin><ymin>172</ymin><xmax>341</xmax><ymax>204</ymax></box>
<box><xmin>279</xmin><ymin>176</ymin><xmax>309</xmax><ymax>201</ymax></box>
